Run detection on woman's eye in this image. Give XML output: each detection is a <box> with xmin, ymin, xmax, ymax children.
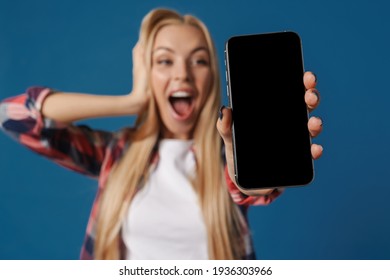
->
<box><xmin>157</xmin><ymin>59</ymin><xmax>173</xmax><ymax>65</ymax></box>
<box><xmin>198</xmin><ymin>59</ymin><xmax>208</xmax><ymax>65</ymax></box>
<box><xmin>193</xmin><ymin>58</ymin><xmax>209</xmax><ymax>66</ymax></box>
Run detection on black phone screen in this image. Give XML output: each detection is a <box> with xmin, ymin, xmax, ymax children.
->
<box><xmin>225</xmin><ymin>31</ymin><xmax>314</xmax><ymax>189</ymax></box>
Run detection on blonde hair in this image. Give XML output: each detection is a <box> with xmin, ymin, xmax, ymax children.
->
<box><xmin>95</xmin><ymin>8</ymin><xmax>245</xmax><ymax>259</ymax></box>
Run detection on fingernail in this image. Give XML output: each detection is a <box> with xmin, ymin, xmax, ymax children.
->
<box><xmin>311</xmin><ymin>89</ymin><xmax>320</xmax><ymax>101</ymax></box>
<box><xmin>315</xmin><ymin>116</ymin><xmax>323</xmax><ymax>126</ymax></box>
<box><xmin>219</xmin><ymin>105</ymin><xmax>225</xmax><ymax>120</ymax></box>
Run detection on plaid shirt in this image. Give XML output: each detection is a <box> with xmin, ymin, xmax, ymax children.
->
<box><xmin>0</xmin><ymin>86</ymin><xmax>282</xmax><ymax>259</ymax></box>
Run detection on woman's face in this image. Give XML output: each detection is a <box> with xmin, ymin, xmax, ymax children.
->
<box><xmin>151</xmin><ymin>24</ymin><xmax>212</xmax><ymax>139</ymax></box>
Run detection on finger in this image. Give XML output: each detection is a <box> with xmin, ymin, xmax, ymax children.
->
<box><xmin>133</xmin><ymin>41</ymin><xmax>146</xmax><ymax>63</ymax></box>
<box><xmin>311</xmin><ymin>144</ymin><xmax>323</xmax><ymax>159</ymax></box>
<box><xmin>304</xmin><ymin>71</ymin><xmax>317</xmax><ymax>89</ymax></box>
<box><xmin>132</xmin><ymin>41</ymin><xmax>140</xmax><ymax>56</ymax></box>
<box><xmin>216</xmin><ymin>105</ymin><xmax>233</xmax><ymax>145</ymax></box>
<box><xmin>308</xmin><ymin>116</ymin><xmax>323</xmax><ymax>137</ymax></box>
<box><xmin>305</xmin><ymin>88</ymin><xmax>320</xmax><ymax>112</ymax></box>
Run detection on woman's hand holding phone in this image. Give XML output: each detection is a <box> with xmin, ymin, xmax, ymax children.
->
<box><xmin>217</xmin><ymin>31</ymin><xmax>324</xmax><ymax>195</ymax></box>
<box><xmin>217</xmin><ymin>69</ymin><xmax>323</xmax><ymax>196</ymax></box>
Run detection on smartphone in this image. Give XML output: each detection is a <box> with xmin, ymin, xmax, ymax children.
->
<box><xmin>224</xmin><ymin>31</ymin><xmax>314</xmax><ymax>193</ymax></box>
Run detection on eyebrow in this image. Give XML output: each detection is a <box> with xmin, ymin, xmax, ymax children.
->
<box><xmin>152</xmin><ymin>46</ymin><xmax>209</xmax><ymax>55</ymax></box>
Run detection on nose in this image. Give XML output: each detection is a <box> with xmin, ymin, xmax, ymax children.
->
<box><xmin>173</xmin><ymin>59</ymin><xmax>192</xmax><ymax>82</ymax></box>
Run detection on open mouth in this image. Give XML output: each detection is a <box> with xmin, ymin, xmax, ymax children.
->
<box><xmin>169</xmin><ymin>91</ymin><xmax>194</xmax><ymax>119</ymax></box>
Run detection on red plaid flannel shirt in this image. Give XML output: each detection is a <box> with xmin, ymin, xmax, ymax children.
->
<box><xmin>0</xmin><ymin>86</ymin><xmax>282</xmax><ymax>259</ymax></box>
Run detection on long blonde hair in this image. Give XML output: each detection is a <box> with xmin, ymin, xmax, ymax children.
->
<box><xmin>95</xmin><ymin>8</ymin><xmax>245</xmax><ymax>260</ymax></box>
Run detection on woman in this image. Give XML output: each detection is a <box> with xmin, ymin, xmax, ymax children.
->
<box><xmin>0</xmin><ymin>8</ymin><xmax>323</xmax><ymax>259</ymax></box>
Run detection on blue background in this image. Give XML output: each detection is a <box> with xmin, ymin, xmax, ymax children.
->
<box><xmin>1</xmin><ymin>0</ymin><xmax>389</xmax><ymax>259</ymax></box>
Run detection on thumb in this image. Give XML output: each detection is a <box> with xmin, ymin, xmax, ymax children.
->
<box><xmin>216</xmin><ymin>105</ymin><xmax>233</xmax><ymax>146</ymax></box>
<box><xmin>216</xmin><ymin>105</ymin><xmax>237</xmax><ymax>184</ymax></box>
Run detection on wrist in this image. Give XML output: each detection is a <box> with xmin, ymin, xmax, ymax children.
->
<box><xmin>118</xmin><ymin>93</ymin><xmax>147</xmax><ymax>116</ymax></box>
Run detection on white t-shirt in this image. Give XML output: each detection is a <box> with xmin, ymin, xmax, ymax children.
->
<box><xmin>121</xmin><ymin>139</ymin><xmax>208</xmax><ymax>260</ymax></box>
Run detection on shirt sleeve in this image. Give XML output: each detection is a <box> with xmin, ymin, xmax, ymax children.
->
<box><xmin>225</xmin><ymin>165</ymin><xmax>283</xmax><ymax>206</ymax></box>
<box><xmin>0</xmin><ymin>86</ymin><xmax>114</xmax><ymax>178</ymax></box>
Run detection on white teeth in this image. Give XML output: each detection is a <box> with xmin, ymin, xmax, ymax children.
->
<box><xmin>171</xmin><ymin>91</ymin><xmax>191</xmax><ymax>98</ymax></box>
